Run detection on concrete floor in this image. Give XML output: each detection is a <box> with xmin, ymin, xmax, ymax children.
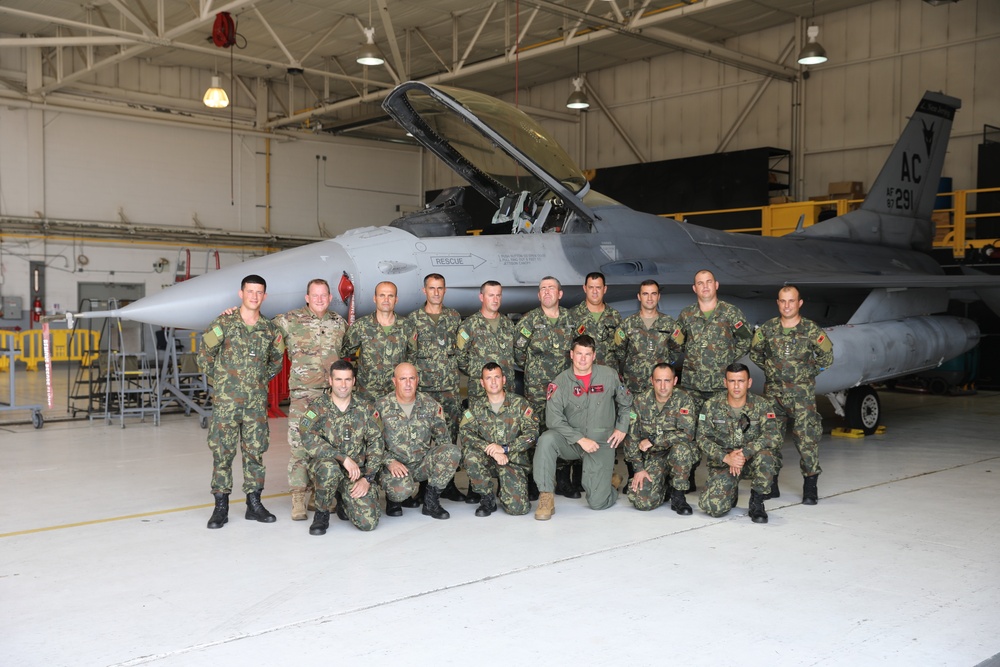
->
<box><xmin>1</xmin><ymin>364</ymin><xmax>999</xmax><ymax>666</ymax></box>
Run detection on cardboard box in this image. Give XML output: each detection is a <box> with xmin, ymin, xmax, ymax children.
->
<box><xmin>828</xmin><ymin>180</ymin><xmax>864</xmax><ymax>199</ymax></box>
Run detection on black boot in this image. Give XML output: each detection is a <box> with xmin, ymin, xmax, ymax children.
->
<box><xmin>475</xmin><ymin>493</ymin><xmax>497</xmax><ymax>517</ymax></box>
<box><xmin>464</xmin><ymin>486</ymin><xmax>482</xmax><ymax>504</ymax></box>
<box><xmin>245</xmin><ymin>491</ymin><xmax>276</xmax><ymax>523</ymax></box>
<box><xmin>527</xmin><ymin>475</ymin><xmax>540</xmax><ymax>502</ymax></box>
<box><xmin>669</xmin><ymin>488</ymin><xmax>693</xmax><ymax>516</ymax></box>
<box><xmin>803</xmin><ymin>475</ymin><xmax>818</xmax><ymax>505</ymax></box>
<box><xmin>385</xmin><ymin>499</ymin><xmax>403</xmax><ymax>517</ymax></box>
<box><xmin>440</xmin><ymin>478</ymin><xmax>467</xmax><ymax>502</ymax></box>
<box><xmin>570</xmin><ymin>460</ymin><xmax>585</xmax><ymax>494</ymax></box>
<box><xmin>763</xmin><ymin>474</ymin><xmax>780</xmax><ymax>500</ymax></box>
<box><xmin>309</xmin><ymin>510</ymin><xmax>330</xmax><ymax>535</ymax></box>
<box><xmin>422</xmin><ymin>485</ymin><xmax>451</xmax><ymax>520</ymax></box>
<box><xmin>335</xmin><ymin>492</ymin><xmax>349</xmax><ymax>521</ymax></box>
<box><xmin>555</xmin><ymin>465</ymin><xmax>581</xmax><ymax>499</ymax></box>
<box><xmin>207</xmin><ymin>492</ymin><xmax>229</xmax><ymax>529</ymax></box>
<box><xmin>749</xmin><ymin>489</ymin><xmax>769</xmax><ymax>524</ymax></box>
<box><xmin>687</xmin><ymin>464</ymin><xmax>699</xmax><ymax>494</ymax></box>
<box><xmin>402</xmin><ymin>480</ymin><xmax>426</xmax><ymax>508</ymax></box>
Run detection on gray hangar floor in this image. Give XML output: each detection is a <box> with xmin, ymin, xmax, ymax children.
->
<box><xmin>1</xmin><ymin>369</ymin><xmax>999</xmax><ymax>666</ymax></box>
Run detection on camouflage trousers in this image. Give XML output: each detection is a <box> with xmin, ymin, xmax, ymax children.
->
<box><xmin>462</xmin><ymin>446</ymin><xmax>530</xmax><ymax>515</ymax></box>
<box><xmin>534</xmin><ymin>430</ymin><xmax>618</xmax><ymax>510</ymax></box>
<box><xmin>307</xmin><ymin>456</ymin><xmax>380</xmax><ymax>531</ymax></box>
<box><xmin>767</xmin><ymin>387</ymin><xmax>823</xmax><ymax>477</ymax></box>
<box><xmin>627</xmin><ymin>442</ymin><xmax>699</xmax><ymax>511</ymax></box>
<box><xmin>381</xmin><ymin>443</ymin><xmax>462</xmax><ymax>501</ymax></box>
<box><xmin>208</xmin><ymin>411</ymin><xmax>269</xmax><ymax>494</ymax></box>
<box><xmin>697</xmin><ymin>449</ymin><xmax>777</xmax><ymax>517</ymax></box>
<box><xmin>425</xmin><ymin>389</ymin><xmax>462</xmax><ymax>443</ymax></box>
<box><xmin>287</xmin><ymin>387</ymin><xmax>325</xmax><ymax>492</ymax></box>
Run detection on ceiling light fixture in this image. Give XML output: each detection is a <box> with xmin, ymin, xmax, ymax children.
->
<box><xmin>203</xmin><ymin>75</ymin><xmax>229</xmax><ymax>108</ymax></box>
<box><xmin>356</xmin><ymin>1</ymin><xmax>384</xmax><ymax>67</ymax></box>
<box><xmin>797</xmin><ymin>1</ymin><xmax>828</xmax><ymax>66</ymax></box>
<box><xmin>565</xmin><ymin>48</ymin><xmax>590</xmax><ymax>110</ymax></box>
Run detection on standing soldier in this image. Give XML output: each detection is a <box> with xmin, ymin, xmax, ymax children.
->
<box><xmin>199</xmin><ymin>274</ymin><xmax>285</xmax><ymax>530</ymax></box>
<box><xmin>625</xmin><ymin>363</ymin><xmax>698</xmax><ymax>515</ymax></box>
<box><xmin>697</xmin><ymin>363</ymin><xmax>780</xmax><ymax>524</ymax></box>
<box><xmin>272</xmin><ymin>278</ymin><xmax>348</xmax><ymax>521</ymax></box>
<box><xmin>615</xmin><ymin>280</ymin><xmax>682</xmax><ymax>395</ymax></box>
<box><xmin>570</xmin><ymin>272</ymin><xmax>623</xmax><ymax>366</ymax></box>
<box><xmin>750</xmin><ymin>285</ymin><xmax>834</xmax><ymax>505</ymax></box>
<box><xmin>298</xmin><ymin>360</ymin><xmax>384</xmax><ymax>535</ymax></box>
<box><xmin>514</xmin><ymin>276</ymin><xmax>576</xmax><ymax>423</ymax></box>
<box><xmin>457</xmin><ymin>280</ymin><xmax>517</xmax><ymax>403</ymax></box>
<box><xmin>340</xmin><ymin>281</ymin><xmax>415</xmax><ymax>401</ymax></box>
<box><xmin>459</xmin><ymin>362</ymin><xmax>539</xmax><ymax>517</ymax></box>
<box><xmin>408</xmin><ymin>273</ymin><xmax>467</xmax><ymax>503</ymax></box>
<box><xmin>377</xmin><ymin>363</ymin><xmax>461</xmax><ymax>520</ymax></box>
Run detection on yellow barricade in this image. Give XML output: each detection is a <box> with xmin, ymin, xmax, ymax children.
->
<box><xmin>0</xmin><ymin>330</ymin><xmax>16</xmax><ymax>371</ymax></box>
<box><xmin>1</xmin><ymin>329</ymin><xmax>102</xmax><ymax>371</ymax></box>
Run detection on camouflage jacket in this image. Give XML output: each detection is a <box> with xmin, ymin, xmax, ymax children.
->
<box><xmin>750</xmin><ymin>317</ymin><xmax>834</xmax><ymax>390</ymax></box>
<box><xmin>546</xmin><ymin>364</ymin><xmax>632</xmax><ymax>444</ymax></box>
<box><xmin>197</xmin><ymin>311</ymin><xmax>285</xmax><ymax>416</ymax></box>
<box><xmin>375</xmin><ymin>391</ymin><xmax>451</xmax><ymax>464</ymax></box>
<box><xmin>459</xmin><ymin>392</ymin><xmax>539</xmax><ymax>457</ymax></box>
<box><xmin>697</xmin><ymin>392</ymin><xmax>780</xmax><ymax>465</ymax></box>
<box><xmin>407</xmin><ymin>306</ymin><xmax>461</xmax><ymax>392</ymax></box>
<box><xmin>676</xmin><ymin>300</ymin><xmax>752</xmax><ymax>392</ymax></box>
<box><xmin>456</xmin><ymin>311</ymin><xmax>517</xmax><ymax>398</ymax></box>
<box><xmin>569</xmin><ymin>301</ymin><xmax>623</xmax><ymax>366</ymax></box>
<box><xmin>340</xmin><ymin>313</ymin><xmax>416</xmax><ymax>398</ymax></box>
<box><xmin>614</xmin><ymin>311</ymin><xmax>682</xmax><ymax>394</ymax></box>
<box><xmin>513</xmin><ymin>306</ymin><xmax>575</xmax><ymax>399</ymax></box>
<box><xmin>298</xmin><ymin>394</ymin><xmax>385</xmax><ymax>478</ymax></box>
<box><xmin>272</xmin><ymin>306</ymin><xmax>347</xmax><ymax>391</ymax></box>
<box><xmin>626</xmin><ymin>387</ymin><xmax>697</xmax><ymax>470</ymax></box>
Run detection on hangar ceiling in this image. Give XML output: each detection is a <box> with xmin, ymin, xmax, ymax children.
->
<box><xmin>0</xmin><ymin>0</ymin><xmax>876</xmax><ymax>140</ymax></box>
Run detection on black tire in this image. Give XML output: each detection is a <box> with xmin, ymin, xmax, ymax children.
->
<box><xmin>200</xmin><ymin>415</ymin><xmax>209</xmax><ymax>429</ymax></box>
<box><xmin>928</xmin><ymin>377</ymin><xmax>949</xmax><ymax>395</ymax></box>
<box><xmin>845</xmin><ymin>386</ymin><xmax>880</xmax><ymax>435</ymax></box>
<box><xmin>32</xmin><ymin>412</ymin><xmax>43</xmax><ymax>429</ymax></box>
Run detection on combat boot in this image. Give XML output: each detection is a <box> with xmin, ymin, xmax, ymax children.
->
<box><xmin>534</xmin><ymin>492</ymin><xmax>555</xmax><ymax>521</ymax></box>
<box><xmin>309</xmin><ymin>510</ymin><xmax>330</xmax><ymax>535</ymax></box>
<box><xmin>611</xmin><ymin>472</ymin><xmax>624</xmax><ymax>491</ymax></box>
<box><xmin>385</xmin><ymin>499</ymin><xmax>403</xmax><ymax>517</ymax></box>
<box><xmin>687</xmin><ymin>464</ymin><xmax>699</xmax><ymax>494</ymax></box>
<box><xmin>291</xmin><ymin>491</ymin><xmax>308</xmax><ymax>521</ymax></box>
<box><xmin>748</xmin><ymin>489</ymin><xmax>769</xmax><ymax>524</ymax></box>
<box><xmin>763</xmin><ymin>474</ymin><xmax>780</xmax><ymax>500</ymax></box>
<box><xmin>207</xmin><ymin>493</ymin><xmax>229</xmax><ymax>529</ymax></box>
<box><xmin>475</xmin><ymin>493</ymin><xmax>497</xmax><ymax>517</ymax></box>
<box><xmin>245</xmin><ymin>491</ymin><xmax>277</xmax><ymax>523</ymax></box>
<box><xmin>440</xmin><ymin>478</ymin><xmax>466</xmax><ymax>502</ymax></box>
<box><xmin>803</xmin><ymin>474</ymin><xmax>819</xmax><ymax>505</ymax></box>
<box><xmin>465</xmin><ymin>487</ymin><xmax>482</xmax><ymax>505</ymax></box>
<box><xmin>402</xmin><ymin>480</ymin><xmax>426</xmax><ymax>508</ymax></box>
<box><xmin>570</xmin><ymin>460</ymin><xmax>585</xmax><ymax>494</ymax></box>
<box><xmin>670</xmin><ymin>488</ymin><xmax>693</xmax><ymax>516</ymax></box>
<box><xmin>335</xmin><ymin>492</ymin><xmax>349</xmax><ymax>521</ymax></box>
<box><xmin>422</xmin><ymin>485</ymin><xmax>451</xmax><ymax>520</ymax></box>
<box><xmin>555</xmin><ymin>465</ymin><xmax>580</xmax><ymax>498</ymax></box>
<box><xmin>527</xmin><ymin>476</ymin><xmax>540</xmax><ymax>502</ymax></box>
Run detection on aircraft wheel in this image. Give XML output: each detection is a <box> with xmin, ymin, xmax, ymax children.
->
<box><xmin>846</xmin><ymin>386</ymin><xmax>880</xmax><ymax>435</ymax></box>
<box><xmin>928</xmin><ymin>377</ymin><xmax>949</xmax><ymax>395</ymax></box>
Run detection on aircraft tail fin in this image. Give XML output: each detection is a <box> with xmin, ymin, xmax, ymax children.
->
<box><xmin>798</xmin><ymin>91</ymin><xmax>960</xmax><ymax>251</ymax></box>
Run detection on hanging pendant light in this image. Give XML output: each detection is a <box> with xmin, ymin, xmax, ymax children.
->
<box><xmin>565</xmin><ymin>48</ymin><xmax>590</xmax><ymax>110</ymax></box>
<box><xmin>356</xmin><ymin>0</ymin><xmax>384</xmax><ymax>66</ymax></box>
<box><xmin>203</xmin><ymin>75</ymin><xmax>229</xmax><ymax>108</ymax></box>
<box><xmin>797</xmin><ymin>25</ymin><xmax>828</xmax><ymax>65</ymax></box>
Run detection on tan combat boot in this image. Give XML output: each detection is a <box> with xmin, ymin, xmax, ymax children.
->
<box><xmin>534</xmin><ymin>492</ymin><xmax>555</xmax><ymax>521</ymax></box>
<box><xmin>291</xmin><ymin>491</ymin><xmax>308</xmax><ymax>521</ymax></box>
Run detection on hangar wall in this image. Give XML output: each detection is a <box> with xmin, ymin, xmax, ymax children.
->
<box><xmin>425</xmin><ymin>0</ymin><xmax>999</xmax><ymax>206</ymax></box>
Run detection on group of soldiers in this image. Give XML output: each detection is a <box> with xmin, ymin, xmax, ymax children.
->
<box><xmin>197</xmin><ymin>268</ymin><xmax>833</xmax><ymax>534</ymax></box>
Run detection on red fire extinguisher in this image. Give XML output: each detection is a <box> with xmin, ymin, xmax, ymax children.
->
<box><xmin>33</xmin><ymin>298</ymin><xmax>42</xmax><ymax>322</ymax></box>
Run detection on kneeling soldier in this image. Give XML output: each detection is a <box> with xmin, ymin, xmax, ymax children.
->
<box><xmin>625</xmin><ymin>363</ymin><xmax>698</xmax><ymax>514</ymax></box>
<box><xmin>299</xmin><ymin>360</ymin><xmax>384</xmax><ymax>535</ymax></box>
<box><xmin>460</xmin><ymin>362</ymin><xmax>539</xmax><ymax>517</ymax></box>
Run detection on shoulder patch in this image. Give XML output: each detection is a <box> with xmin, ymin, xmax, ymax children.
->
<box><xmin>699</xmin><ymin>413</ymin><xmax>706</xmax><ymax>421</ymax></box>
<box><xmin>671</xmin><ymin>328</ymin><xmax>685</xmax><ymax>345</ymax></box>
<box><xmin>524</xmin><ymin>407</ymin><xmax>533</xmax><ymax>418</ymax></box>
<box><xmin>546</xmin><ymin>383</ymin><xmax>557</xmax><ymax>401</ymax></box>
<box><xmin>766</xmin><ymin>412</ymin><xmax>776</xmax><ymax>419</ymax></box>
<box><xmin>520</xmin><ymin>326</ymin><xmax>532</xmax><ymax>338</ymax></box>
<box><xmin>577</xmin><ymin>324</ymin><xmax>586</xmax><ymax>335</ymax></box>
<box><xmin>817</xmin><ymin>332</ymin><xmax>833</xmax><ymax>352</ymax></box>
<box><xmin>679</xmin><ymin>408</ymin><xmax>690</xmax><ymax>415</ymax></box>
<box><xmin>306</xmin><ymin>410</ymin><xmax>317</xmax><ymax>419</ymax></box>
<box><xmin>629</xmin><ymin>410</ymin><xmax>638</xmax><ymax>421</ymax></box>
<box><xmin>213</xmin><ymin>325</ymin><xmax>224</xmax><ymax>337</ymax></box>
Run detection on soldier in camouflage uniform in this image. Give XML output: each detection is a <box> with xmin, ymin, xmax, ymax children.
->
<box><xmin>340</xmin><ymin>281</ymin><xmax>416</xmax><ymax>401</ymax></box>
<box><xmin>407</xmin><ymin>273</ymin><xmax>468</xmax><ymax>503</ymax></box>
<box><xmin>457</xmin><ymin>281</ymin><xmax>517</xmax><ymax>403</ymax></box>
<box><xmin>614</xmin><ymin>280</ymin><xmax>682</xmax><ymax>395</ymax></box>
<box><xmin>533</xmin><ymin>336</ymin><xmax>632</xmax><ymax>519</ymax></box>
<box><xmin>376</xmin><ymin>363</ymin><xmax>461</xmax><ymax>520</ymax></box>
<box><xmin>199</xmin><ymin>274</ymin><xmax>286</xmax><ymax>530</ymax></box>
<box><xmin>750</xmin><ymin>285</ymin><xmax>834</xmax><ymax>505</ymax></box>
<box><xmin>697</xmin><ymin>363</ymin><xmax>780</xmax><ymax>524</ymax></box>
<box><xmin>459</xmin><ymin>362</ymin><xmax>539</xmax><ymax>517</ymax></box>
<box><xmin>514</xmin><ymin>276</ymin><xmax>576</xmax><ymax>424</ymax></box>
<box><xmin>272</xmin><ymin>278</ymin><xmax>348</xmax><ymax>521</ymax></box>
<box><xmin>298</xmin><ymin>360</ymin><xmax>384</xmax><ymax>535</ymax></box>
<box><xmin>570</xmin><ymin>272</ymin><xmax>623</xmax><ymax>367</ymax></box>
<box><xmin>625</xmin><ymin>364</ymin><xmax>698</xmax><ymax>514</ymax></box>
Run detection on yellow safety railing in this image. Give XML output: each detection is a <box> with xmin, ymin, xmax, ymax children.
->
<box><xmin>0</xmin><ymin>329</ymin><xmax>101</xmax><ymax>371</ymax></box>
<box><xmin>661</xmin><ymin>186</ymin><xmax>1000</xmax><ymax>259</ymax></box>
